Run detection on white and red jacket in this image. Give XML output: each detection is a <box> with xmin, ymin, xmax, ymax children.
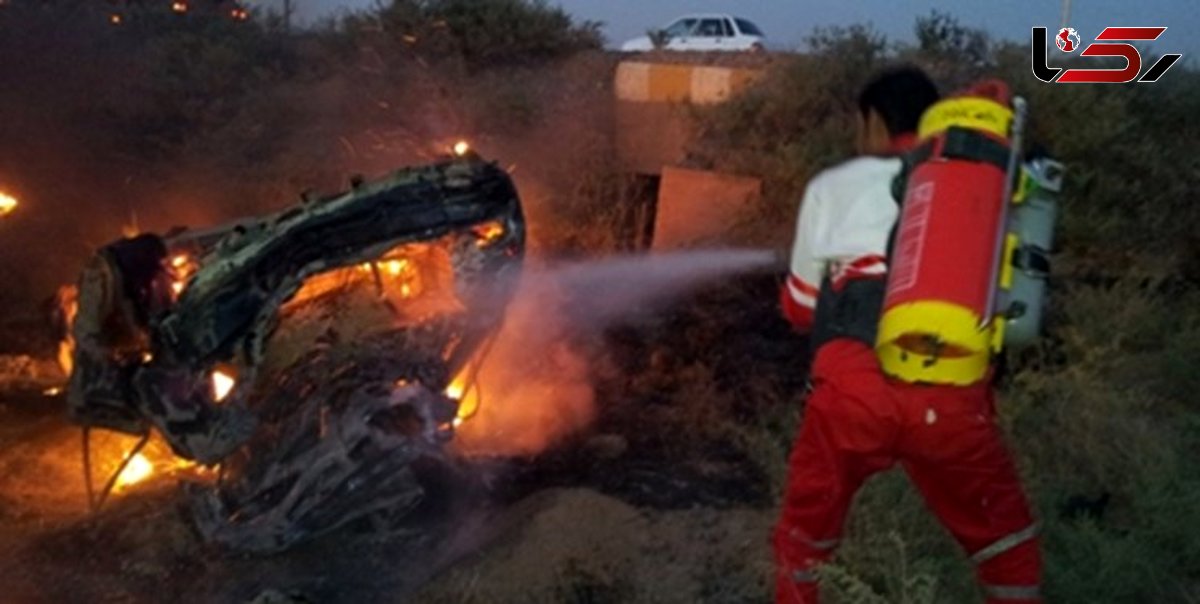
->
<box><xmin>781</xmin><ymin>156</ymin><xmax>903</xmax><ymax>332</ymax></box>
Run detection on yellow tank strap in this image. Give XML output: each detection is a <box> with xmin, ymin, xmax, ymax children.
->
<box><xmin>918</xmin><ymin>97</ymin><xmax>1014</xmax><ymax>141</ymax></box>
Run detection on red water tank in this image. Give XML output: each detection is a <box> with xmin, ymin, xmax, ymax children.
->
<box><xmin>876</xmin><ymin>82</ymin><xmax>1016</xmax><ymax>385</ymax></box>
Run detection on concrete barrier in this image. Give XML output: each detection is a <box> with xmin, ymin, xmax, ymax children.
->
<box><xmin>652</xmin><ymin>166</ymin><xmax>762</xmax><ymax>250</ymax></box>
<box><xmin>614</xmin><ymin>59</ymin><xmax>763</xmax><ymax>175</ymax></box>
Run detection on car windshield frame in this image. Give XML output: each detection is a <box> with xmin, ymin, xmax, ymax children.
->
<box><xmin>734</xmin><ymin>18</ymin><xmax>764</xmax><ymax>36</ymax></box>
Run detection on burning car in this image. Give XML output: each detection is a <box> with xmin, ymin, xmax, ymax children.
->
<box><xmin>64</xmin><ymin>152</ymin><xmax>525</xmax><ymax>552</ymax></box>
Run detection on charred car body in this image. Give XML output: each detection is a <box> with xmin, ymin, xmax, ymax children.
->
<box><xmin>66</xmin><ymin>154</ymin><xmax>525</xmax><ymax>551</ymax></box>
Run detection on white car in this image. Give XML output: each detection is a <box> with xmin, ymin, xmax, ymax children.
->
<box><xmin>620</xmin><ymin>14</ymin><xmax>766</xmax><ymax>52</ymax></box>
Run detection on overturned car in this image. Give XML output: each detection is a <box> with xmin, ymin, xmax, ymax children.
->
<box><xmin>65</xmin><ymin>153</ymin><xmax>525</xmax><ymax>552</ymax></box>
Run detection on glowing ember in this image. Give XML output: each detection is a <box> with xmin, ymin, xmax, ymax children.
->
<box><xmin>109</xmin><ymin>13</ymin><xmax>122</xmax><ymax>24</ymax></box>
<box><xmin>43</xmin><ymin>386</ymin><xmax>62</xmax><ymax>397</ymax></box>
<box><xmin>211</xmin><ymin>369</ymin><xmax>236</xmax><ymax>402</ymax></box>
<box><xmin>230</xmin><ymin>7</ymin><xmax>248</xmax><ymax>20</ymax></box>
<box><xmin>116</xmin><ymin>453</ymin><xmax>154</xmax><ymax>489</ymax></box>
<box><xmin>0</xmin><ymin>190</ymin><xmax>17</xmax><ymax>217</ymax></box>
<box><xmin>473</xmin><ymin>221</ymin><xmax>505</xmax><ymax>247</ymax></box>
<box><xmin>453</xmin><ymin>141</ymin><xmax>471</xmax><ymax>157</ymax></box>
<box><xmin>171</xmin><ymin>1</ymin><xmax>188</xmax><ymax>13</ymax></box>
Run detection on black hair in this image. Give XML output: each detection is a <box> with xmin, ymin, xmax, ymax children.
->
<box><xmin>857</xmin><ymin>66</ymin><xmax>940</xmax><ymax>137</ymax></box>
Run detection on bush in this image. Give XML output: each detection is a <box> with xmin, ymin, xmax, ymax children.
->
<box><xmin>690</xmin><ymin>14</ymin><xmax>1200</xmax><ymax>603</ymax></box>
<box><xmin>350</xmin><ymin>0</ymin><xmax>603</xmax><ymax>69</ymax></box>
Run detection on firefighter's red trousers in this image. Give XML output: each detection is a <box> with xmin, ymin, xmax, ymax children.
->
<box><xmin>774</xmin><ymin>339</ymin><xmax>1041</xmax><ymax>603</ymax></box>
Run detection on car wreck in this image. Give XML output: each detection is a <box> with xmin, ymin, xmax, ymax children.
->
<box><xmin>64</xmin><ymin>152</ymin><xmax>526</xmax><ymax>552</ymax></box>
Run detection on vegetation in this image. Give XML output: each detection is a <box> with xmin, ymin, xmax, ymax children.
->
<box><xmin>690</xmin><ymin>11</ymin><xmax>1200</xmax><ymax>603</ymax></box>
<box><xmin>1</xmin><ymin>2</ymin><xmax>1197</xmax><ymax>602</ymax></box>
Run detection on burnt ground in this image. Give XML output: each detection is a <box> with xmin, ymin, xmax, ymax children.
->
<box><xmin>0</xmin><ymin>275</ymin><xmax>801</xmax><ymax>603</ymax></box>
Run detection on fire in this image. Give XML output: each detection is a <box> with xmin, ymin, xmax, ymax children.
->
<box><xmin>445</xmin><ymin>367</ymin><xmax>481</xmax><ymax>422</ymax></box>
<box><xmin>384</xmin><ymin>259</ymin><xmax>407</xmax><ymax>276</ymax></box>
<box><xmin>109</xmin><ymin>13</ymin><xmax>123</xmax><ymax>25</ymax></box>
<box><xmin>115</xmin><ymin>453</ymin><xmax>154</xmax><ymax>489</ymax></box>
<box><xmin>230</xmin><ymin>7</ymin><xmax>248</xmax><ymax>21</ymax></box>
<box><xmin>166</xmin><ymin>252</ymin><xmax>197</xmax><ymax>299</ymax></box>
<box><xmin>56</xmin><ymin>285</ymin><xmax>79</xmax><ymax>376</ymax></box>
<box><xmin>171</xmin><ymin>1</ymin><xmax>188</xmax><ymax>13</ymax></box>
<box><xmin>0</xmin><ymin>190</ymin><xmax>17</xmax><ymax>217</ymax></box>
<box><xmin>211</xmin><ymin>368</ymin><xmax>236</xmax><ymax>402</ymax></box>
<box><xmin>473</xmin><ymin>221</ymin><xmax>506</xmax><ymax>247</ymax></box>
<box><xmin>285</xmin><ymin>250</ymin><xmax>427</xmax><ymax>309</ymax></box>
<box><xmin>453</xmin><ymin>141</ymin><xmax>471</xmax><ymax>157</ymax></box>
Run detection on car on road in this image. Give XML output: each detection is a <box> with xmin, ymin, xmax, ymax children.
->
<box><xmin>620</xmin><ymin>14</ymin><xmax>766</xmax><ymax>52</ymax></box>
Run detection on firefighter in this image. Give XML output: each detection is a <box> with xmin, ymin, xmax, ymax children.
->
<box><xmin>774</xmin><ymin>67</ymin><xmax>1042</xmax><ymax>603</ymax></box>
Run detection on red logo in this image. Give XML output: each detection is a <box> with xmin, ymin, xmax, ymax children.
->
<box><xmin>1032</xmin><ymin>27</ymin><xmax>1183</xmax><ymax>84</ymax></box>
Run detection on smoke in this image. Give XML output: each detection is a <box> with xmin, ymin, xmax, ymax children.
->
<box><xmin>452</xmin><ymin>249</ymin><xmax>776</xmax><ymax>456</ymax></box>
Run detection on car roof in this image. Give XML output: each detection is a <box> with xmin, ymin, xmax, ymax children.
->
<box><xmin>668</xmin><ymin>14</ymin><xmax>753</xmax><ymax>22</ymax></box>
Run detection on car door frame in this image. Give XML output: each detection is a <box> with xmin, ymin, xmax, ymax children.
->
<box><xmin>662</xmin><ymin>17</ymin><xmax>699</xmax><ymax>50</ymax></box>
<box><xmin>682</xmin><ymin>17</ymin><xmax>731</xmax><ymax>51</ymax></box>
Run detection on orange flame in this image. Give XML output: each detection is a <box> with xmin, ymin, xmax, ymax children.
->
<box><xmin>0</xmin><ymin>190</ymin><xmax>18</xmax><ymax>217</ymax></box>
<box><xmin>171</xmin><ymin>1</ymin><xmax>187</xmax><ymax>13</ymax></box>
<box><xmin>445</xmin><ymin>353</ymin><xmax>486</xmax><ymax>423</ymax></box>
<box><xmin>115</xmin><ymin>453</ymin><xmax>154</xmax><ymax>489</ymax></box>
<box><xmin>56</xmin><ymin>285</ymin><xmax>79</xmax><ymax>376</ymax></box>
<box><xmin>453</xmin><ymin>141</ymin><xmax>471</xmax><ymax>157</ymax></box>
<box><xmin>167</xmin><ymin>252</ymin><xmax>197</xmax><ymax>299</ymax></box>
<box><xmin>473</xmin><ymin>221</ymin><xmax>505</xmax><ymax>247</ymax></box>
<box><xmin>109</xmin><ymin>13</ymin><xmax>123</xmax><ymax>25</ymax></box>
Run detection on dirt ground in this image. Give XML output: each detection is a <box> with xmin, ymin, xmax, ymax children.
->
<box><xmin>0</xmin><ymin>392</ymin><xmax>775</xmax><ymax>604</ymax></box>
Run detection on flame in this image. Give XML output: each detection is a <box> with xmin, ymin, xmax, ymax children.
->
<box><xmin>230</xmin><ymin>7</ymin><xmax>248</xmax><ymax>20</ymax></box>
<box><xmin>445</xmin><ymin>368</ymin><xmax>481</xmax><ymax>422</ymax></box>
<box><xmin>109</xmin><ymin>13</ymin><xmax>122</xmax><ymax>25</ymax></box>
<box><xmin>171</xmin><ymin>1</ymin><xmax>187</xmax><ymax>13</ymax></box>
<box><xmin>473</xmin><ymin>221</ymin><xmax>505</xmax><ymax>247</ymax></box>
<box><xmin>211</xmin><ymin>368</ymin><xmax>236</xmax><ymax>402</ymax></box>
<box><xmin>56</xmin><ymin>285</ymin><xmax>79</xmax><ymax>376</ymax></box>
<box><xmin>453</xmin><ymin>141</ymin><xmax>471</xmax><ymax>157</ymax></box>
<box><xmin>166</xmin><ymin>252</ymin><xmax>197</xmax><ymax>299</ymax></box>
<box><xmin>115</xmin><ymin>453</ymin><xmax>153</xmax><ymax>489</ymax></box>
<box><xmin>43</xmin><ymin>386</ymin><xmax>62</xmax><ymax>396</ymax></box>
<box><xmin>0</xmin><ymin>190</ymin><xmax>17</xmax><ymax>217</ymax></box>
<box><xmin>285</xmin><ymin>250</ymin><xmax>426</xmax><ymax>309</ymax></box>
<box><xmin>385</xmin><ymin>259</ymin><xmax>407</xmax><ymax>276</ymax></box>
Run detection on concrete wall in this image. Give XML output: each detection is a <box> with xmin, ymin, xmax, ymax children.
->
<box><xmin>614</xmin><ymin>60</ymin><xmax>762</xmax><ymax>175</ymax></box>
<box><xmin>652</xmin><ymin>166</ymin><xmax>761</xmax><ymax>250</ymax></box>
